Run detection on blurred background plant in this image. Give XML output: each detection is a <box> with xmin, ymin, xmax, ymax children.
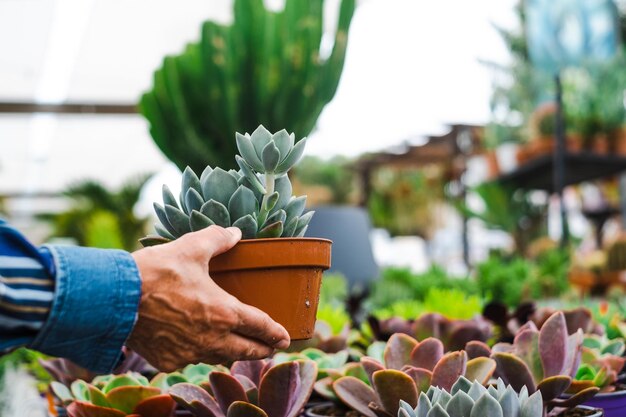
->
<box><xmin>291</xmin><ymin>156</ymin><xmax>357</xmax><ymax>205</ymax></box>
<box><xmin>38</xmin><ymin>175</ymin><xmax>151</xmax><ymax>251</ymax></box>
<box><xmin>373</xmin><ymin>288</ymin><xmax>483</xmax><ymax>320</ymax></box>
<box><xmin>140</xmin><ymin>0</ymin><xmax>356</xmax><ymax>173</ymax></box>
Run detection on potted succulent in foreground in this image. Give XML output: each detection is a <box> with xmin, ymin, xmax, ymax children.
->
<box><xmin>140</xmin><ymin>126</ymin><xmax>332</xmax><ymax>339</ymax></box>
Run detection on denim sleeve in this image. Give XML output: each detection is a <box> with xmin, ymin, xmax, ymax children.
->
<box><xmin>29</xmin><ymin>245</ymin><xmax>141</xmax><ymax>374</ymax></box>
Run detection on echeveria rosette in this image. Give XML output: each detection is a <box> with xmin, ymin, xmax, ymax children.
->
<box><xmin>140</xmin><ymin>125</ymin><xmax>312</xmax><ymax>246</ymax></box>
<box><xmin>332</xmin><ymin>334</ymin><xmax>497</xmax><ymax>417</ymax></box>
<box><xmin>169</xmin><ymin>359</ymin><xmax>317</xmax><ymax>417</ymax></box>
<box><xmin>398</xmin><ymin>376</ymin><xmax>544</xmax><ymax>417</ymax></box>
<box><xmin>51</xmin><ymin>373</ymin><xmax>176</xmax><ymax>417</ymax></box>
<box><xmin>488</xmin><ymin>311</ymin><xmax>600</xmax><ymax>411</ymax></box>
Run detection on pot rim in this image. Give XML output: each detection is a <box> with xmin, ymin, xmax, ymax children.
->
<box><xmin>574</xmin><ymin>405</ymin><xmax>604</xmax><ymax>417</ymax></box>
<box><xmin>210</xmin><ymin>237</ymin><xmax>332</xmax><ymax>272</ymax></box>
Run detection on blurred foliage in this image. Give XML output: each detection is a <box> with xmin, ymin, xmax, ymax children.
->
<box><xmin>374</xmin><ymin>288</ymin><xmax>483</xmax><ymax>320</ymax></box>
<box><xmin>457</xmin><ymin>182</ymin><xmax>547</xmax><ymax>255</ymax></box>
<box><xmin>140</xmin><ymin>0</ymin><xmax>355</xmax><ymax>173</ymax></box>
<box><xmin>475</xmin><ymin>247</ymin><xmax>570</xmax><ymax>307</ymax></box>
<box><xmin>316</xmin><ymin>304</ymin><xmax>351</xmax><ymax>335</ymax></box>
<box><xmin>484</xmin><ymin>2</ymin><xmax>626</xmax><ymax>147</ymax></box>
<box><xmin>319</xmin><ymin>273</ymin><xmax>349</xmax><ymax>309</ymax></box>
<box><xmin>366</xmin><ymin>266</ymin><xmax>478</xmax><ymax>311</ymax></box>
<box><xmin>368</xmin><ymin>168</ymin><xmax>445</xmax><ymax>238</ymax></box>
<box><xmin>39</xmin><ymin>175</ymin><xmax>151</xmax><ymax>251</ymax></box>
<box><xmin>0</xmin><ymin>348</ymin><xmax>51</xmax><ymax>393</ymax></box>
<box><xmin>291</xmin><ymin>156</ymin><xmax>356</xmax><ymax>204</ymax></box>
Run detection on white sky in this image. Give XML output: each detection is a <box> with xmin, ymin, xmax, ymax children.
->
<box><xmin>0</xmin><ymin>0</ymin><xmax>518</xmax><ymax>194</ymax></box>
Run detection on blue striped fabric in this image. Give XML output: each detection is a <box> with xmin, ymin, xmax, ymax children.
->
<box><xmin>0</xmin><ymin>219</ymin><xmax>56</xmax><ymax>351</ymax></box>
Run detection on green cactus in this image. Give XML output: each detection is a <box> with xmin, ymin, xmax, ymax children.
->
<box><xmin>140</xmin><ymin>0</ymin><xmax>356</xmax><ymax>174</ymax></box>
<box><xmin>606</xmin><ymin>239</ymin><xmax>626</xmax><ymax>271</ymax></box>
<box><xmin>140</xmin><ymin>125</ymin><xmax>313</xmax><ymax>244</ymax></box>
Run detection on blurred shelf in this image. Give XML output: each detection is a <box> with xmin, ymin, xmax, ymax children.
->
<box><xmin>497</xmin><ymin>152</ymin><xmax>626</xmax><ymax>192</ymax></box>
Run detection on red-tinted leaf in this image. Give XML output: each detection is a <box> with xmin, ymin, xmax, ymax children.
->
<box><xmin>66</xmin><ymin>401</ymin><xmax>125</xmax><ymax>417</ymax></box>
<box><xmin>259</xmin><ymin>360</ymin><xmax>317</xmax><ymax>417</ymax></box>
<box><xmin>537</xmin><ymin>375</ymin><xmax>571</xmax><ymax>402</ymax></box>
<box><xmin>372</xmin><ymin>370</ymin><xmax>418</xmax><ymax>415</ymax></box>
<box><xmin>539</xmin><ymin>312</ymin><xmax>568</xmax><ymax>378</ymax></box>
<box><xmin>465</xmin><ymin>357</ymin><xmax>496</xmax><ymax>385</ymax></box>
<box><xmin>361</xmin><ymin>357</ymin><xmax>385</xmax><ymax>386</ymax></box>
<box><xmin>492</xmin><ymin>353</ymin><xmax>537</xmax><ymax>393</ymax></box>
<box><xmin>384</xmin><ymin>333</ymin><xmax>419</xmax><ymax>370</ymax></box>
<box><xmin>431</xmin><ymin>351</ymin><xmax>467</xmax><ymax>392</ymax></box>
<box><xmin>465</xmin><ymin>341</ymin><xmax>491</xmax><ymax>360</ymax></box>
<box><xmin>547</xmin><ymin>387</ymin><xmax>599</xmax><ymax>408</ymax></box>
<box><xmin>169</xmin><ymin>383</ymin><xmax>224</xmax><ymax>417</ymax></box>
<box><xmin>230</xmin><ymin>360</ymin><xmax>268</xmax><ymax>387</ymax></box>
<box><xmin>209</xmin><ymin>372</ymin><xmax>248</xmax><ymax>413</ymax></box>
<box><xmin>333</xmin><ymin>376</ymin><xmax>378</xmax><ymax>417</ymax></box>
<box><xmin>402</xmin><ymin>366</ymin><xmax>432</xmax><ymax>394</ymax></box>
<box><xmin>132</xmin><ymin>394</ymin><xmax>176</xmax><ymax>417</ymax></box>
<box><xmin>562</xmin><ymin>330</ymin><xmax>584</xmax><ymax>378</ymax></box>
<box><xmin>410</xmin><ymin>338</ymin><xmax>443</xmax><ymax>371</ymax></box>
<box><xmin>226</xmin><ymin>401</ymin><xmax>268</xmax><ymax>417</ymax></box>
<box><xmin>513</xmin><ymin>328</ymin><xmax>543</xmax><ymax>382</ymax></box>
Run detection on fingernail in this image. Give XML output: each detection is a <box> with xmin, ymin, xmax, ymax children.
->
<box><xmin>275</xmin><ymin>338</ymin><xmax>290</xmax><ymax>350</ymax></box>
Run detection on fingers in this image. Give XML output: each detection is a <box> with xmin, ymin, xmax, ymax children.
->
<box><xmin>207</xmin><ymin>332</ymin><xmax>277</xmax><ymax>363</ymax></box>
<box><xmin>176</xmin><ymin>225</ymin><xmax>242</xmax><ymax>260</ymax></box>
<box><xmin>233</xmin><ymin>302</ymin><xmax>290</xmax><ymax>350</ymax></box>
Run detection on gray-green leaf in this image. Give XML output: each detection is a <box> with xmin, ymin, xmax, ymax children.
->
<box><xmin>262</xmin><ymin>141</ymin><xmax>281</xmax><ymax>172</ymax></box>
<box><xmin>236</xmin><ymin>132</ymin><xmax>264</xmax><ymax>172</ymax></box>
<box><xmin>499</xmin><ymin>387</ymin><xmax>520</xmax><ymax>417</ymax></box>
<box><xmin>258</xmin><ymin>221</ymin><xmax>283</xmax><ymax>238</ymax></box>
<box><xmin>164</xmin><ymin>204</ymin><xmax>190</xmax><ymax>236</ymax></box>
<box><xmin>445</xmin><ymin>391</ymin><xmax>474</xmax><ymax>417</ymax></box>
<box><xmin>190</xmin><ymin>210</ymin><xmax>215</xmax><ymax>231</ymax></box>
<box><xmin>185</xmin><ymin>188</ymin><xmax>204</xmax><ymax>213</ymax></box>
<box><xmin>284</xmin><ymin>196</ymin><xmax>307</xmax><ymax>220</ymax></box>
<box><xmin>162</xmin><ymin>184</ymin><xmax>179</xmax><ymax>209</ymax></box>
<box><xmin>265</xmin><ymin>209</ymin><xmax>286</xmax><ymax>228</ymax></box>
<box><xmin>276</xmin><ymin>137</ymin><xmax>307</xmax><ymax>174</ymax></box>
<box><xmin>155</xmin><ymin>223</ymin><xmax>175</xmax><ymax>240</ymax></box>
<box><xmin>250</xmin><ymin>125</ymin><xmax>272</xmax><ymax>161</ymax></box>
<box><xmin>520</xmin><ymin>392</ymin><xmax>542</xmax><ymax>417</ymax></box>
<box><xmin>470</xmin><ymin>394</ymin><xmax>503</xmax><ymax>417</ymax></box>
<box><xmin>154</xmin><ymin>203</ymin><xmax>178</xmax><ymax>237</ymax></box>
<box><xmin>236</xmin><ymin>155</ymin><xmax>266</xmax><ymax>195</ymax></box>
<box><xmin>228</xmin><ymin>185</ymin><xmax>259</xmax><ymax>223</ymax></box>
<box><xmin>202</xmin><ymin>167</ymin><xmax>238</xmax><ymax>206</ymax></box>
<box><xmin>182</xmin><ymin>166</ymin><xmax>203</xmax><ymax>197</ymax></box>
<box><xmin>232</xmin><ymin>214</ymin><xmax>258</xmax><ymax>239</ymax></box>
<box><xmin>273</xmin><ymin>175</ymin><xmax>292</xmax><ymax>211</ymax></box>
<box><xmin>417</xmin><ymin>392</ymin><xmax>432</xmax><ymax>417</ymax></box>
<box><xmin>200</xmin><ymin>200</ymin><xmax>231</xmax><ymax>227</ymax></box>
<box><xmin>282</xmin><ymin>215</ymin><xmax>299</xmax><ymax>237</ymax></box>
<box><xmin>427</xmin><ymin>404</ymin><xmax>450</xmax><ymax>417</ymax></box>
<box><xmin>272</xmin><ymin>129</ymin><xmax>293</xmax><ymax>162</ymax></box>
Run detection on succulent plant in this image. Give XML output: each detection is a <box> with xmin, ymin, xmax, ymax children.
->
<box><xmin>332</xmin><ymin>334</ymin><xmax>497</xmax><ymax>417</ymax></box>
<box><xmin>150</xmin><ymin>363</ymin><xmax>229</xmax><ymax>392</ymax></box>
<box><xmin>169</xmin><ymin>359</ymin><xmax>317</xmax><ymax>417</ymax></box>
<box><xmin>141</xmin><ymin>125</ymin><xmax>313</xmax><ymax>245</ymax></box>
<box><xmin>489</xmin><ymin>311</ymin><xmax>599</xmax><ymax>411</ymax></box>
<box><xmin>569</xmin><ymin>335</ymin><xmax>626</xmax><ymax>393</ymax></box>
<box><xmin>287</xmin><ymin>306</ymin><xmax>352</xmax><ymax>354</ymax></box>
<box><xmin>368</xmin><ymin>313</ymin><xmax>493</xmax><ymax>352</ymax></box>
<box><xmin>398</xmin><ymin>376</ymin><xmax>544</xmax><ymax>417</ymax></box>
<box><xmin>313</xmin><ymin>362</ymin><xmax>369</xmax><ymax>402</ymax></box>
<box><xmin>41</xmin><ymin>349</ymin><xmax>153</xmax><ymax>390</ymax></box>
<box><xmin>273</xmin><ymin>348</ymin><xmax>349</xmax><ymax>380</ymax></box>
<box><xmin>51</xmin><ymin>372</ymin><xmax>176</xmax><ymax>417</ymax></box>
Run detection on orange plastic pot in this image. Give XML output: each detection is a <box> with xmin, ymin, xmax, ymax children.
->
<box><xmin>209</xmin><ymin>238</ymin><xmax>332</xmax><ymax>340</ymax></box>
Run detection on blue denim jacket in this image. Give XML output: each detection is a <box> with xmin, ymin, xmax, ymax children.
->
<box><xmin>0</xmin><ymin>220</ymin><xmax>141</xmax><ymax>373</ymax></box>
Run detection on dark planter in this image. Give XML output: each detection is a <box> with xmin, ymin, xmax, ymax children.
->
<box><xmin>303</xmin><ymin>401</ymin><xmax>364</xmax><ymax>417</ymax></box>
<box><xmin>583</xmin><ymin>390</ymin><xmax>626</xmax><ymax>417</ymax></box>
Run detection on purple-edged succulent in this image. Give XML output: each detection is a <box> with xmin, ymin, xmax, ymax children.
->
<box><xmin>368</xmin><ymin>313</ymin><xmax>493</xmax><ymax>351</ymax></box>
<box><xmin>51</xmin><ymin>373</ymin><xmax>176</xmax><ymax>417</ymax></box>
<box><xmin>41</xmin><ymin>348</ymin><xmax>152</xmax><ymax>388</ymax></box>
<box><xmin>287</xmin><ymin>320</ymin><xmax>350</xmax><ymax>353</ymax></box>
<box><xmin>169</xmin><ymin>359</ymin><xmax>317</xmax><ymax>417</ymax></box>
<box><xmin>488</xmin><ymin>311</ymin><xmax>600</xmax><ymax>412</ymax></box>
<box><xmin>332</xmin><ymin>334</ymin><xmax>496</xmax><ymax>417</ymax></box>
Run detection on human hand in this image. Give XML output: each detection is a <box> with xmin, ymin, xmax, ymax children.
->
<box><xmin>127</xmin><ymin>225</ymin><xmax>290</xmax><ymax>372</ymax></box>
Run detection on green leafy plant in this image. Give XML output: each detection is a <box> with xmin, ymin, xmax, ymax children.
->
<box><xmin>292</xmin><ymin>156</ymin><xmax>356</xmax><ymax>204</ymax></box>
<box><xmin>140</xmin><ymin>0</ymin><xmax>355</xmax><ymax>174</ymax></box>
<box><xmin>570</xmin><ymin>335</ymin><xmax>626</xmax><ymax>393</ymax></box>
<box><xmin>332</xmin><ymin>334</ymin><xmax>497</xmax><ymax>417</ymax></box>
<box><xmin>51</xmin><ymin>372</ymin><xmax>176</xmax><ymax>417</ymax></box>
<box><xmin>141</xmin><ymin>125</ymin><xmax>313</xmax><ymax>244</ymax></box>
<box><xmin>475</xmin><ymin>255</ymin><xmax>532</xmax><ymax>307</ymax></box>
<box><xmin>170</xmin><ymin>359</ymin><xmax>317</xmax><ymax>417</ymax></box>
<box><xmin>273</xmin><ymin>348</ymin><xmax>348</xmax><ymax>380</ymax></box>
<box><xmin>374</xmin><ymin>288</ymin><xmax>483</xmax><ymax>321</ymax></box>
<box><xmin>398</xmin><ymin>376</ymin><xmax>543</xmax><ymax>417</ymax></box>
<box><xmin>0</xmin><ymin>348</ymin><xmax>51</xmax><ymax>393</ymax></box>
<box><xmin>39</xmin><ymin>175</ymin><xmax>151</xmax><ymax>251</ymax></box>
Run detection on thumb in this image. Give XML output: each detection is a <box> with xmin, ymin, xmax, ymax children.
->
<box><xmin>177</xmin><ymin>225</ymin><xmax>242</xmax><ymax>260</ymax></box>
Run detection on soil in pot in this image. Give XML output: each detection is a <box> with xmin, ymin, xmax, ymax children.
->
<box><xmin>209</xmin><ymin>238</ymin><xmax>332</xmax><ymax>340</ymax></box>
<box><xmin>559</xmin><ymin>406</ymin><xmax>603</xmax><ymax>417</ymax></box>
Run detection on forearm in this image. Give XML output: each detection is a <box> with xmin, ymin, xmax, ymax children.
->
<box><xmin>0</xmin><ymin>220</ymin><xmax>141</xmax><ymax>373</ymax></box>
